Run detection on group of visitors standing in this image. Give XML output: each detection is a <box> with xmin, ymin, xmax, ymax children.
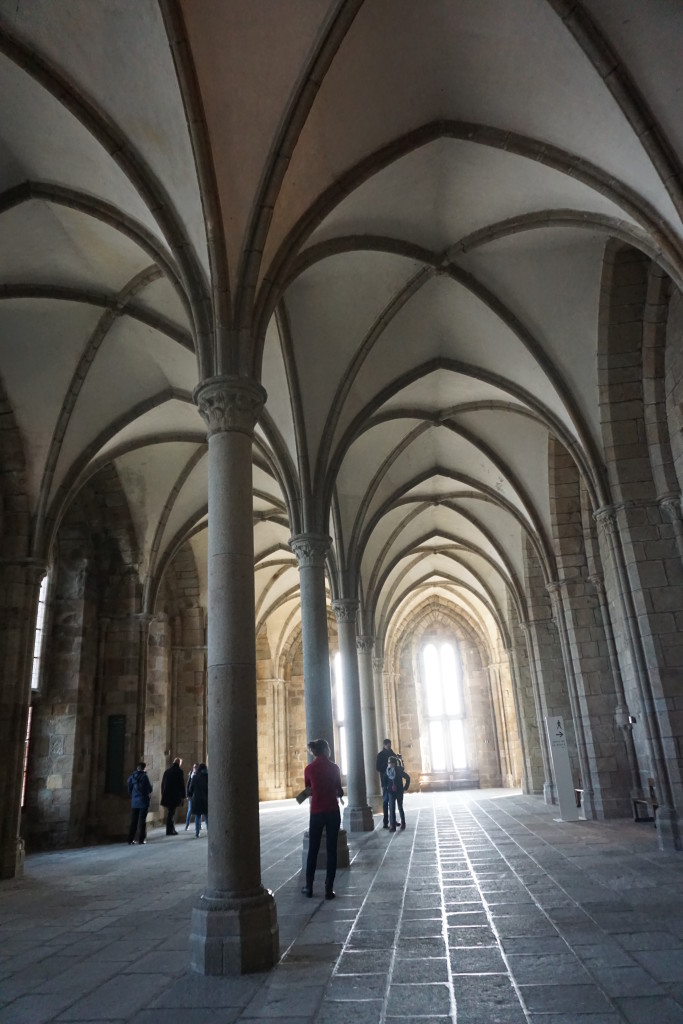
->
<box><xmin>375</xmin><ymin>737</ymin><xmax>410</xmax><ymax>831</ymax></box>
<box><xmin>300</xmin><ymin>735</ymin><xmax>411</xmax><ymax>899</ymax></box>
<box><xmin>126</xmin><ymin>757</ymin><xmax>208</xmax><ymax>844</ymax></box>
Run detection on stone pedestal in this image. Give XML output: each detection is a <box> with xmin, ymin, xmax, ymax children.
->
<box><xmin>300</xmin><ymin>828</ymin><xmax>350</xmax><ymax>874</ymax></box>
<box><xmin>343</xmin><ymin>803</ymin><xmax>375</xmax><ymax>831</ymax></box>
<box><xmin>189</xmin><ymin>889</ymin><xmax>278</xmax><ymax>975</ymax></box>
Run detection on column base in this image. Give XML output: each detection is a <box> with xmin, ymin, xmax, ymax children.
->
<box><xmin>189</xmin><ymin>887</ymin><xmax>279</xmax><ymax>975</ymax></box>
<box><xmin>0</xmin><ymin>836</ymin><xmax>24</xmax><ymax>880</ymax></box>
<box><xmin>543</xmin><ymin>780</ymin><xmax>556</xmax><ymax>805</ymax></box>
<box><xmin>366</xmin><ymin>786</ymin><xmax>382</xmax><ymax>813</ymax></box>
<box><xmin>343</xmin><ymin>804</ymin><xmax>375</xmax><ymax>832</ymax></box>
<box><xmin>579</xmin><ymin>789</ymin><xmax>596</xmax><ymax>821</ymax></box>
<box><xmin>301</xmin><ymin>828</ymin><xmax>349</xmax><ymax>874</ymax></box>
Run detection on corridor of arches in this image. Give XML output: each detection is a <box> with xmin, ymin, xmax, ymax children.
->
<box><xmin>1</xmin><ymin>0</ymin><xmax>682</xmax><ymax>980</ymax></box>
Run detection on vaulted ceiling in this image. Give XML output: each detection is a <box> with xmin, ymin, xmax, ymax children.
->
<box><xmin>1</xmin><ymin>0</ymin><xmax>681</xmax><ymax>654</ymax></box>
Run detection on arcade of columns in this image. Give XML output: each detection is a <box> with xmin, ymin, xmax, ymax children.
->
<box><xmin>2</xmin><ymin>366</ymin><xmax>682</xmax><ymax>975</ymax></box>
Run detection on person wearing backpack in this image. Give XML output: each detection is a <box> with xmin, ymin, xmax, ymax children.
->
<box><xmin>383</xmin><ymin>755</ymin><xmax>410</xmax><ymax>832</ymax></box>
<box><xmin>127</xmin><ymin>761</ymin><xmax>153</xmax><ymax>845</ymax></box>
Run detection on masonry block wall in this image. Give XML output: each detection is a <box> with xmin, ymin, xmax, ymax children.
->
<box><xmin>25</xmin><ymin>548</ymin><xmax>98</xmax><ymax>849</ymax></box>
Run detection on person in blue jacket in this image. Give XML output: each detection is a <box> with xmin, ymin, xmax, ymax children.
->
<box><xmin>127</xmin><ymin>761</ymin><xmax>153</xmax><ymax>845</ymax></box>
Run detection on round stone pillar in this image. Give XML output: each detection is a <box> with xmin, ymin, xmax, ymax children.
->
<box><xmin>289</xmin><ymin>534</ymin><xmax>334</xmax><ymax>753</ymax></box>
<box><xmin>519</xmin><ymin>619</ymin><xmax>555</xmax><ymax>805</ymax></box>
<box><xmin>357</xmin><ymin>635</ymin><xmax>381</xmax><ymax>810</ymax></box>
<box><xmin>190</xmin><ymin>376</ymin><xmax>278</xmax><ymax>975</ymax></box>
<box><xmin>332</xmin><ymin>599</ymin><xmax>374</xmax><ymax>832</ymax></box>
<box><xmin>372</xmin><ymin>655</ymin><xmax>386</xmax><ymax>751</ymax></box>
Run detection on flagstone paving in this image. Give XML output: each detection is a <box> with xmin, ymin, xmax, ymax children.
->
<box><xmin>1</xmin><ymin>790</ymin><xmax>683</xmax><ymax>1023</ymax></box>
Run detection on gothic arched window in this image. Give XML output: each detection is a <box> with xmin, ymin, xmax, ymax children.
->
<box><xmin>422</xmin><ymin>640</ymin><xmax>467</xmax><ymax>771</ymax></box>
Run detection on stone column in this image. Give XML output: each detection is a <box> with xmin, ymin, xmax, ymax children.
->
<box><xmin>505</xmin><ymin>645</ymin><xmax>531</xmax><ymax>792</ymax></box>
<box><xmin>372</xmin><ymin>655</ymin><xmax>386</xmax><ymax>750</ymax></box>
<box><xmin>588</xmin><ymin>573</ymin><xmax>642</xmax><ymax>801</ymax></box>
<box><xmin>332</xmin><ymin>599</ymin><xmax>374</xmax><ymax>831</ymax></box>
<box><xmin>136</xmin><ymin>612</ymin><xmax>153</xmax><ymax>763</ymax></box>
<box><xmin>519</xmin><ymin>620</ymin><xmax>555</xmax><ymax>804</ymax></box>
<box><xmin>289</xmin><ymin>534</ymin><xmax>334</xmax><ymax>754</ymax></box>
<box><xmin>546</xmin><ymin>581</ymin><xmax>596</xmax><ymax>819</ymax></box>
<box><xmin>357</xmin><ymin>636</ymin><xmax>381</xmax><ymax>809</ymax></box>
<box><xmin>0</xmin><ymin>558</ymin><xmax>45</xmax><ymax>879</ymax></box>
<box><xmin>190</xmin><ymin>376</ymin><xmax>278</xmax><ymax>974</ymax></box>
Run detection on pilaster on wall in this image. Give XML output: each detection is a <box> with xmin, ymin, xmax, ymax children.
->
<box><xmin>146</xmin><ymin>613</ymin><xmax>171</xmax><ymax>821</ymax></box>
<box><xmin>665</xmin><ymin>289</ymin><xmax>683</xmax><ymax>489</ymax></box>
<box><xmin>507</xmin><ymin>609</ymin><xmax>544</xmax><ymax>795</ymax></box>
<box><xmin>547</xmin><ymin>438</ymin><xmax>633</xmax><ymax>819</ymax></box>
<box><xmin>598</xmin><ymin>243</ymin><xmax>683</xmax><ymax>847</ymax></box>
<box><xmin>487</xmin><ymin>644</ymin><xmax>522</xmax><ymax>788</ymax></box>
<box><xmin>596</xmin><ymin>504</ymin><xmax>683</xmax><ymax>834</ymax></box>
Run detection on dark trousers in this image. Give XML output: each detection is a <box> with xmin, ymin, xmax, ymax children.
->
<box><xmin>128</xmin><ymin>807</ymin><xmax>148</xmax><ymax>843</ymax></box>
<box><xmin>165</xmin><ymin>807</ymin><xmax>178</xmax><ymax>834</ymax></box>
<box><xmin>388</xmin><ymin>791</ymin><xmax>405</xmax><ymax>828</ymax></box>
<box><xmin>306</xmin><ymin>808</ymin><xmax>341</xmax><ymax>887</ymax></box>
<box><xmin>382</xmin><ymin>788</ymin><xmax>390</xmax><ymax>826</ymax></box>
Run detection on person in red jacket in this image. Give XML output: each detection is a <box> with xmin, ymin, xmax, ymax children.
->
<box><xmin>302</xmin><ymin>738</ymin><xmax>344</xmax><ymax>900</ymax></box>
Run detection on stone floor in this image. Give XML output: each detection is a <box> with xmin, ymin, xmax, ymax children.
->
<box><xmin>2</xmin><ymin>790</ymin><xmax>683</xmax><ymax>1024</ymax></box>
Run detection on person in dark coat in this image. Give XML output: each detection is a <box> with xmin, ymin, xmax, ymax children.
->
<box><xmin>187</xmin><ymin>763</ymin><xmax>208</xmax><ymax>837</ymax></box>
<box><xmin>160</xmin><ymin>757</ymin><xmax>186</xmax><ymax>836</ymax></box>
<box><xmin>375</xmin><ymin>738</ymin><xmax>398</xmax><ymax>828</ymax></box>
<box><xmin>184</xmin><ymin>762</ymin><xmax>198</xmax><ymax>830</ymax></box>
<box><xmin>127</xmin><ymin>761</ymin><xmax>152</xmax><ymax>844</ymax></box>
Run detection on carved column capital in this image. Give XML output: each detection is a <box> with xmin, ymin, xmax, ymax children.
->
<box><xmin>372</xmin><ymin>657</ymin><xmax>385</xmax><ymax>672</ymax></box>
<box><xmin>332</xmin><ymin>598</ymin><xmax>359</xmax><ymax>624</ymax></box>
<box><xmin>194</xmin><ymin>375</ymin><xmax>266</xmax><ymax>437</ymax></box>
<box><xmin>289</xmin><ymin>533</ymin><xmax>331</xmax><ymax>568</ymax></box>
<box><xmin>659</xmin><ymin>493</ymin><xmax>683</xmax><ymax>524</ymax></box>
<box><xmin>594</xmin><ymin>505</ymin><xmax>618</xmax><ymax>536</ymax></box>
<box><xmin>356</xmin><ymin>635</ymin><xmax>375</xmax><ymax>655</ymax></box>
<box><xmin>588</xmin><ymin>573</ymin><xmax>605</xmax><ymax>594</ymax></box>
<box><xmin>545</xmin><ymin>578</ymin><xmax>569</xmax><ymax>596</ymax></box>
